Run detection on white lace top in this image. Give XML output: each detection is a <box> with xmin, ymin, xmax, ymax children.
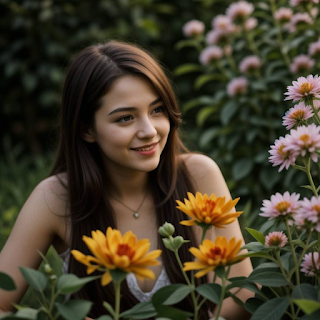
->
<box><xmin>59</xmin><ymin>248</ymin><xmax>171</xmax><ymax>302</ymax></box>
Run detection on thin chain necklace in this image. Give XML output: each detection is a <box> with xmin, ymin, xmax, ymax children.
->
<box><xmin>110</xmin><ymin>189</ymin><xmax>148</xmax><ymax>219</ymax></box>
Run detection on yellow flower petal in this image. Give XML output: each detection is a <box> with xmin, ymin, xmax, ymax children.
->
<box><xmin>180</xmin><ymin>219</ymin><xmax>196</xmax><ymax>226</ymax></box>
<box><xmin>129</xmin><ymin>267</ymin><xmax>155</xmax><ymax>280</ymax></box>
<box><xmin>101</xmin><ymin>271</ymin><xmax>112</xmax><ymax>286</ymax></box>
<box><xmin>195</xmin><ymin>266</ymin><xmax>215</xmax><ymax>278</ymax></box>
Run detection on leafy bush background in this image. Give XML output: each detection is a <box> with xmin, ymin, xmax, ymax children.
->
<box><xmin>1</xmin><ymin>0</ymin><xmax>319</xmax><ymax>251</ymax></box>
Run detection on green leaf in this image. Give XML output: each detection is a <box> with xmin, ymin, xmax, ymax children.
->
<box><xmin>301</xmin><ymin>310</ymin><xmax>320</xmax><ymax>319</ymax></box>
<box><xmin>152</xmin><ymin>284</ymin><xmax>188</xmax><ymax>307</ymax></box>
<box><xmin>244</xmin><ymin>298</ymin><xmax>264</xmax><ymax>314</ymax></box>
<box><xmin>153</xmin><ymin>305</ymin><xmax>193</xmax><ymax>320</ymax></box>
<box><xmin>173</xmin><ymin>64</ymin><xmax>203</xmax><ymax>76</ymax></box>
<box><xmin>175</xmin><ymin>39</ymin><xmax>201</xmax><ymax>51</ymax></box>
<box><xmin>162</xmin><ymin>285</ymin><xmax>194</xmax><ymax>305</ymax></box>
<box><xmin>120</xmin><ymin>302</ymin><xmax>157</xmax><ymax>319</ymax></box>
<box><xmin>0</xmin><ymin>272</ymin><xmax>16</xmax><ymax>291</ymax></box>
<box><xmin>232</xmin><ymin>158</ymin><xmax>254</xmax><ymax>181</ymax></box>
<box><xmin>199</xmin><ymin>127</ymin><xmax>221</xmax><ymax>148</ymax></box>
<box><xmin>301</xmin><ymin>185</ymin><xmax>313</xmax><ymax>191</ymax></box>
<box><xmin>259</xmin><ymin>220</ymin><xmax>275</xmax><ymax>234</ymax></box>
<box><xmin>255</xmin><ymin>262</ymin><xmax>278</xmax><ymax>269</ymax></box>
<box><xmin>55</xmin><ymin>300</ymin><xmax>93</xmax><ymax>320</ymax></box>
<box><xmin>245</xmin><ymin>228</ymin><xmax>265</xmax><ymax>245</ymax></box>
<box><xmin>241</xmin><ymin>242</ymin><xmax>265</xmax><ymax>252</ymax></box>
<box><xmin>19</xmin><ymin>267</ymin><xmax>47</xmax><ymax>292</ymax></box>
<box><xmin>196</xmin><ymin>283</ymin><xmax>222</xmax><ymax>304</ymax></box>
<box><xmin>196</xmin><ymin>105</ymin><xmax>217</xmax><ymax>127</ymax></box>
<box><xmin>103</xmin><ymin>301</ymin><xmax>115</xmax><ymax>316</ymax></box>
<box><xmin>220</xmin><ymin>100</ymin><xmax>239</xmax><ymax>125</ymax></box>
<box><xmin>259</xmin><ymin>167</ymin><xmax>281</xmax><ymax>190</ymax></box>
<box><xmin>194</xmin><ymin>74</ymin><xmax>227</xmax><ymax>90</ymax></box>
<box><xmin>57</xmin><ymin>274</ymin><xmax>101</xmax><ymax>295</ymax></box>
<box><xmin>251</xmin><ymin>297</ymin><xmax>290</xmax><ymax>320</ymax></box>
<box><xmin>182</xmin><ymin>96</ymin><xmax>216</xmax><ymax>113</ymax></box>
<box><xmin>15</xmin><ymin>308</ymin><xmax>39</xmax><ymax>320</ymax></box>
<box><xmin>292</xmin><ymin>284</ymin><xmax>318</xmax><ymax>301</ymax></box>
<box><xmin>293</xmin><ymin>299</ymin><xmax>320</xmax><ymax>315</ymax></box>
<box><xmin>96</xmin><ymin>316</ymin><xmax>113</xmax><ymax>320</ymax></box>
<box><xmin>226</xmin><ymin>280</ymin><xmax>261</xmax><ymax>296</ymax></box>
<box><xmin>248</xmin><ymin>272</ymin><xmax>288</xmax><ymax>287</ymax></box>
<box><xmin>110</xmin><ymin>269</ymin><xmax>128</xmax><ymax>283</ymax></box>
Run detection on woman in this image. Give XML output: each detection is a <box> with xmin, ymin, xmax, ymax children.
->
<box><xmin>0</xmin><ymin>40</ymin><xmax>253</xmax><ymax>319</ymax></box>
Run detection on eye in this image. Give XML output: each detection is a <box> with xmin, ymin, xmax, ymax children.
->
<box><xmin>152</xmin><ymin>106</ymin><xmax>165</xmax><ymax>114</ymax></box>
<box><xmin>116</xmin><ymin>115</ymin><xmax>133</xmax><ymax>123</ymax></box>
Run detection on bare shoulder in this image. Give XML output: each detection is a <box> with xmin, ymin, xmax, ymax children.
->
<box><xmin>179</xmin><ymin>153</ymin><xmax>226</xmax><ymax>197</ymax></box>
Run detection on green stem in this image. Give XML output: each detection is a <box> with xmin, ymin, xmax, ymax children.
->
<box><xmin>285</xmin><ymin>219</ymin><xmax>300</xmax><ymax>285</ymax></box>
<box><xmin>310</xmin><ymin>98</ymin><xmax>320</xmax><ymax>126</ymax></box>
<box><xmin>225</xmin><ymin>52</ymin><xmax>238</xmax><ymax>74</ymax></box>
<box><xmin>174</xmin><ymin>250</ymin><xmax>198</xmax><ymax>320</ymax></box>
<box><xmin>304</xmin><ymin>157</ymin><xmax>318</xmax><ymax>197</ymax></box>
<box><xmin>292</xmin><ymin>164</ymin><xmax>306</xmax><ymax>172</ymax></box>
<box><xmin>275</xmin><ymin>251</ymin><xmax>290</xmax><ymax>283</ymax></box>
<box><xmin>201</xmin><ymin>225</ymin><xmax>211</xmax><ymax>244</ymax></box>
<box><xmin>242</xmin><ymin>24</ymin><xmax>259</xmax><ymax>56</ymax></box>
<box><xmin>48</xmin><ymin>278</ymin><xmax>57</xmax><ymax>316</ymax></box>
<box><xmin>214</xmin><ymin>266</ymin><xmax>230</xmax><ymax>320</ymax></box>
<box><xmin>269</xmin><ymin>0</ymin><xmax>291</xmax><ymax>67</ymax></box>
<box><xmin>114</xmin><ymin>281</ymin><xmax>121</xmax><ymax>320</ymax></box>
<box><xmin>215</xmin><ymin>60</ymin><xmax>230</xmax><ymax>79</ymax></box>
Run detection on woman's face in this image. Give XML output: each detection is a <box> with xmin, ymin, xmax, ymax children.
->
<box><xmin>86</xmin><ymin>74</ymin><xmax>170</xmax><ymax>174</ymax></box>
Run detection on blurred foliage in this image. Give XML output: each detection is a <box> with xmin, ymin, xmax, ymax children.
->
<box><xmin>175</xmin><ymin>0</ymin><xmax>320</xmax><ymax>229</ymax></box>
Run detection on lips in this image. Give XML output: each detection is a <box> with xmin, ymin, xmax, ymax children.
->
<box><xmin>131</xmin><ymin>142</ymin><xmax>158</xmax><ymax>150</ymax></box>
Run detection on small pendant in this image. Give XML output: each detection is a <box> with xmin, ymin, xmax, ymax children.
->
<box><xmin>133</xmin><ymin>212</ymin><xmax>139</xmax><ymax>219</ymax></box>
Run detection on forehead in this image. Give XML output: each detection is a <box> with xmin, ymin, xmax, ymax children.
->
<box><xmin>100</xmin><ymin>74</ymin><xmax>160</xmax><ymax>109</ymax></box>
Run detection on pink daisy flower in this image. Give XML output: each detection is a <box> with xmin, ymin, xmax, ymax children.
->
<box><xmin>290</xmin><ymin>55</ymin><xmax>315</xmax><ymax>74</ymax></box>
<box><xmin>199</xmin><ymin>46</ymin><xmax>223</xmax><ymax>65</ymax></box>
<box><xmin>206</xmin><ymin>29</ymin><xmax>230</xmax><ymax>46</ymax></box>
<box><xmin>290</xmin><ymin>0</ymin><xmax>319</xmax><ymax>6</ymax></box>
<box><xmin>239</xmin><ymin>55</ymin><xmax>261</xmax><ymax>73</ymax></box>
<box><xmin>283</xmin><ymin>124</ymin><xmax>320</xmax><ymax>162</ymax></box>
<box><xmin>284</xmin><ymin>13</ymin><xmax>313</xmax><ymax>33</ymax></box>
<box><xmin>244</xmin><ymin>17</ymin><xmax>258</xmax><ymax>31</ymax></box>
<box><xmin>298</xmin><ymin>196</ymin><xmax>320</xmax><ymax>231</ymax></box>
<box><xmin>268</xmin><ymin>136</ymin><xmax>298</xmax><ymax>172</ymax></box>
<box><xmin>182</xmin><ymin>20</ymin><xmax>205</xmax><ymax>37</ymax></box>
<box><xmin>301</xmin><ymin>252</ymin><xmax>320</xmax><ymax>277</ymax></box>
<box><xmin>309</xmin><ymin>38</ymin><xmax>320</xmax><ymax>57</ymax></box>
<box><xmin>260</xmin><ymin>191</ymin><xmax>301</xmax><ymax>219</ymax></box>
<box><xmin>212</xmin><ymin>15</ymin><xmax>236</xmax><ymax>32</ymax></box>
<box><xmin>274</xmin><ymin>7</ymin><xmax>293</xmax><ymax>22</ymax></box>
<box><xmin>282</xmin><ymin>102</ymin><xmax>314</xmax><ymax>130</ymax></box>
<box><xmin>284</xmin><ymin>74</ymin><xmax>320</xmax><ymax>102</ymax></box>
<box><xmin>226</xmin><ymin>1</ymin><xmax>254</xmax><ymax>23</ymax></box>
<box><xmin>265</xmin><ymin>231</ymin><xmax>288</xmax><ymax>247</ymax></box>
<box><xmin>227</xmin><ymin>77</ymin><xmax>248</xmax><ymax>96</ymax></box>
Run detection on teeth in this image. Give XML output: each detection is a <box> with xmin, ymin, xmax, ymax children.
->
<box><xmin>135</xmin><ymin>145</ymin><xmax>154</xmax><ymax>151</ymax></box>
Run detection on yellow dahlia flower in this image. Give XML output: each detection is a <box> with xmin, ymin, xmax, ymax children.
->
<box><xmin>176</xmin><ymin>192</ymin><xmax>242</xmax><ymax>228</ymax></box>
<box><xmin>183</xmin><ymin>237</ymin><xmax>244</xmax><ymax>278</ymax></box>
<box><xmin>71</xmin><ymin>227</ymin><xmax>161</xmax><ymax>286</ymax></box>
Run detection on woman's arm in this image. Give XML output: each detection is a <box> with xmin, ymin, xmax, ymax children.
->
<box><xmin>0</xmin><ymin>177</ymin><xmax>65</xmax><ymax>313</ymax></box>
<box><xmin>183</xmin><ymin>153</ymin><xmax>254</xmax><ymax>320</ymax></box>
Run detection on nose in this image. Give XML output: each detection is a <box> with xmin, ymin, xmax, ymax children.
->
<box><xmin>136</xmin><ymin>117</ymin><xmax>157</xmax><ymax>139</ymax></box>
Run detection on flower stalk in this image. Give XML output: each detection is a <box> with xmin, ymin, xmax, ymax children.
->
<box><xmin>214</xmin><ymin>266</ymin><xmax>230</xmax><ymax>320</ymax></box>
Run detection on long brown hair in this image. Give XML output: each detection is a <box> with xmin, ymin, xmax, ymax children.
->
<box><xmin>50</xmin><ymin>40</ymin><xmax>214</xmax><ymax>319</ymax></box>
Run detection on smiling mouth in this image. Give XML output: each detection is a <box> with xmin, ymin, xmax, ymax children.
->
<box><xmin>131</xmin><ymin>142</ymin><xmax>158</xmax><ymax>152</ymax></box>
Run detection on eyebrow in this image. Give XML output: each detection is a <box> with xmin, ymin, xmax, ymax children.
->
<box><xmin>108</xmin><ymin>97</ymin><xmax>162</xmax><ymax>116</ymax></box>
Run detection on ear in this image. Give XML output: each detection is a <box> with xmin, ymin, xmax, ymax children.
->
<box><xmin>81</xmin><ymin>124</ymin><xmax>96</xmax><ymax>143</ymax></box>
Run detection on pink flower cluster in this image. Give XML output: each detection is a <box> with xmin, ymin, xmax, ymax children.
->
<box><xmin>290</xmin><ymin>55</ymin><xmax>315</xmax><ymax>74</ymax></box>
<box><xmin>239</xmin><ymin>55</ymin><xmax>261</xmax><ymax>73</ymax></box>
<box><xmin>260</xmin><ymin>191</ymin><xmax>300</xmax><ymax>219</ymax></box>
<box><xmin>227</xmin><ymin>77</ymin><xmax>248</xmax><ymax>96</ymax></box>
<box><xmin>296</xmin><ymin>196</ymin><xmax>320</xmax><ymax>231</ymax></box>
<box><xmin>199</xmin><ymin>46</ymin><xmax>223</xmax><ymax>65</ymax></box>
<box><xmin>226</xmin><ymin>1</ymin><xmax>254</xmax><ymax>22</ymax></box>
<box><xmin>301</xmin><ymin>252</ymin><xmax>320</xmax><ymax>277</ymax></box>
<box><xmin>284</xmin><ymin>13</ymin><xmax>313</xmax><ymax>33</ymax></box>
<box><xmin>265</xmin><ymin>231</ymin><xmax>288</xmax><ymax>247</ymax></box>
<box><xmin>285</xmin><ymin>75</ymin><xmax>320</xmax><ymax>102</ymax></box>
<box><xmin>182</xmin><ymin>20</ymin><xmax>205</xmax><ymax>37</ymax></box>
<box><xmin>282</xmin><ymin>102</ymin><xmax>314</xmax><ymax>130</ymax></box>
<box><xmin>274</xmin><ymin>7</ymin><xmax>293</xmax><ymax>22</ymax></box>
<box><xmin>309</xmin><ymin>37</ymin><xmax>320</xmax><ymax>57</ymax></box>
<box><xmin>290</xmin><ymin>0</ymin><xmax>319</xmax><ymax>6</ymax></box>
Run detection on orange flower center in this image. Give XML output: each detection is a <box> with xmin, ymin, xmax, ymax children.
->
<box><xmin>278</xmin><ymin>144</ymin><xmax>291</xmax><ymax>159</ymax></box>
<box><xmin>300</xmin><ymin>82</ymin><xmax>312</xmax><ymax>95</ymax></box>
<box><xmin>208</xmin><ymin>246</ymin><xmax>226</xmax><ymax>259</ymax></box>
<box><xmin>290</xmin><ymin>109</ymin><xmax>305</xmax><ymax>120</ymax></box>
<box><xmin>275</xmin><ymin>201</ymin><xmax>290</xmax><ymax>212</ymax></box>
<box><xmin>312</xmin><ymin>205</ymin><xmax>320</xmax><ymax>213</ymax></box>
<box><xmin>203</xmin><ymin>199</ymin><xmax>218</xmax><ymax>213</ymax></box>
<box><xmin>269</xmin><ymin>236</ymin><xmax>282</xmax><ymax>246</ymax></box>
<box><xmin>117</xmin><ymin>244</ymin><xmax>135</xmax><ymax>260</ymax></box>
<box><xmin>300</xmin><ymin>134</ymin><xmax>310</xmax><ymax>144</ymax></box>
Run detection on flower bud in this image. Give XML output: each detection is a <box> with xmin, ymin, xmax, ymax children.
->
<box><xmin>172</xmin><ymin>236</ymin><xmax>185</xmax><ymax>250</ymax></box>
<box><xmin>49</xmin><ymin>274</ymin><xmax>57</xmax><ymax>281</ymax></box>
<box><xmin>158</xmin><ymin>222</ymin><xmax>175</xmax><ymax>238</ymax></box>
<box><xmin>162</xmin><ymin>238</ymin><xmax>175</xmax><ymax>251</ymax></box>
<box><xmin>44</xmin><ymin>263</ymin><xmax>53</xmax><ymax>275</ymax></box>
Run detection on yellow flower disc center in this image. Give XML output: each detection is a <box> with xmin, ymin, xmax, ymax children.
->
<box><xmin>290</xmin><ymin>109</ymin><xmax>305</xmax><ymax>120</ymax></box>
<box><xmin>208</xmin><ymin>246</ymin><xmax>225</xmax><ymax>260</ymax></box>
<box><xmin>204</xmin><ymin>199</ymin><xmax>218</xmax><ymax>213</ymax></box>
<box><xmin>269</xmin><ymin>236</ymin><xmax>282</xmax><ymax>246</ymax></box>
<box><xmin>299</xmin><ymin>134</ymin><xmax>310</xmax><ymax>144</ymax></box>
<box><xmin>117</xmin><ymin>244</ymin><xmax>135</xmax><ymax>259</ymax></box>
<box><xmin>300</xmin><ymin>82</ymin><xmax>312</xmax><ymax>95</ymax></box>
<box><xmin>275</xmin><ymin>201</ymin><xmax>290</xmax><ymax>212</ymax></box>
